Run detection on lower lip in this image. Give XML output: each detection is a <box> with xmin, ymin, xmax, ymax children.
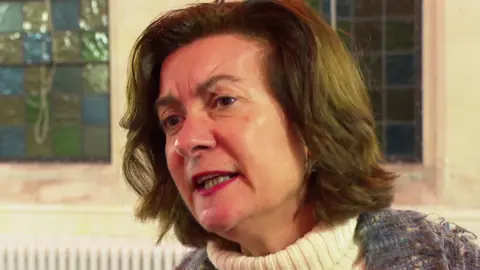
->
<box><xmin>196</xmin><ymin>175</ymin><xmax>239</xmax><ymax>196</ymax></box>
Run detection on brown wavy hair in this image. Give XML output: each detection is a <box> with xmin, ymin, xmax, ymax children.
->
<box><xmin>120</xmin><ymin>0</ymin><xmax>397</xmax><ymax>248</ymax></box>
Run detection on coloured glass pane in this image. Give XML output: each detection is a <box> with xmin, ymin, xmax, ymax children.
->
<box><xmin>52</xmin><ymin>0</ymin><xmax>80</xmax><ymax>31</ymax></box>
<box><xmin>386</xmin><ymin>20</ymin><xmax>415</xmax><ymax>50</ymax></box>
<box><xmin>52</xmin><ymin>125</ymin><xmax>82</xmax><ymax>157</ymax></box>
<box><xmin>81</xmin><ymin>31</ymin><xmax>108</xmax><ymax>61</ymax></box>
<box><xmin>0</xmin><ymin>96</ymin><xmax>25</xmax><ymax>125</ymax></box>
<box><xmin>386</xmin><ymin>124</ymin><xmax>415</xmax><ymax>157</ymax></box>
<box><xmin>84</xmin><ymin>126</ymin><xmax>109</xmax><ymax>158</ymax></box>
<box><xmin>24</xmin><ymin>65</ymin><xmax>50</xmax><ymax>94</ymax></box>
<box><xmin>386</xmin><ymin>89</ymin><xmax>415</xmax><ymax>122</ymax></box>
<box><xmin>22</xmin><ymin>2</ymin><xmax>50</xmax><ymax>33</ymax></box>
<box><xmin>0</xmin><ymin>67</ymin><xmax>24</xmax><ymax>95</ymax></box>
<box><xmin>0</xmin><ymin>33</ymin><xmax>23</xmax><ymax>63</ymax></box>
<box><xmin>24</xmin><ymin>32</ymin><xmax>52</xmax><ymax>63</ymax></box>
<box><xmin>26</xmin><ymin>125</ymin><xmax>53</xmax><ymax>157</ymax></box>
<box><xmin>387</xmin><ymin>54</ymin><xmax>415</xmax><ymax>86</ymax></box>
<box><xmin>53</xmin><ymin>31</ymin><xmax>82</xmax><ymax>62</ymax></box>
<box><xmin>355</xmin><ymin>0</ymin><xmax>382</xmax><ymax>18</ymax></box>
<box><xmin>82</xmin><ymin>94</ymin><xmax>109</xmax><ymax>125</ymax></box>
<box><xmin>0</xmin><ymin>3</ymin><xmax>23</xmax><ymax>32</ymax></box>
<box><xmin>0</xmin><ymin>127</ymin><xmax>25</xmax><ymax>158</ymax></box>
<box><xmin>52</xmin><ymin>66</ymin><xmax>83</xmax><ymax>92</ymax></box>
<box><xmin>51</xmin><ymin>93</ymin><xmax>82</xmax><ymax>125</ymax></box>
<box><xmin>0</xmin><ymin>0</ymin><xmax>110</xmax><ymax>162</ymax></box>
<box><xmin>83</xmin><ymin>64</ymin><xmax>108</xmax><ymax>93</ymax></box>
<box><xmin>79</xmin><ymin>0</ymin><xmax>108</xmax><ymax>30</ymax></box>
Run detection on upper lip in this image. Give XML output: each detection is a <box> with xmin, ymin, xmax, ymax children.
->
<box><xmin>191</xmin><ymin>171</ymin><xmax>237</xmax><ymax>186</ymax></box>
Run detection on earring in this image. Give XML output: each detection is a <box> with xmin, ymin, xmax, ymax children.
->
<box><xmin>305</xmin><ymin>156</ymin><xmax>317</xmax><ymax>174</ymax></box>
<box><xmin>310</xmin><ymin>158</ymin><xmax>317</xmax><ymax>172</ymax></box>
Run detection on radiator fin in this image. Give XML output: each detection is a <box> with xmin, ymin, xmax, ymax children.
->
<box><xmin>0</xmin><ymin>236</ymin><xmax>190</xmax><ymax>270</ymax></box>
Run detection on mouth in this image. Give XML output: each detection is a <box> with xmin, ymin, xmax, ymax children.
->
<box><xmin>193</xmin><ymin>171</ymin><xmax>240</xmax><ymax>191</ymax></box>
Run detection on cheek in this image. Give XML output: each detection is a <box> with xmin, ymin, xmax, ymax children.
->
<box><xmin>164</xmin><ymin>142</ymin><xmax>175</xmax><ymax>171</ymax></box>
<box><xmin>228</xmin><ymin>112</ymin><xmax>294</xmax><ymax>168</ymax></box>
<box><xmin>165</xmin><ymin>143</ymin><xmax>186</xmax><ymax>190</ymax></box>
<box><xmin>235</xmin><ymin>111</ymin><xmax>304</xmax><ymax>185</ymax></box>
<box><xmin>243</xmin><ymin>114</ymin><xmax>289</xmax><ymax>152</ymax></box>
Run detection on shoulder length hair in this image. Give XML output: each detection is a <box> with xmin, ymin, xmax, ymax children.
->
<box><xmin>120</xmin><ymin>0</ymin><xmax>396</xmax><ymax>248</ymax></box>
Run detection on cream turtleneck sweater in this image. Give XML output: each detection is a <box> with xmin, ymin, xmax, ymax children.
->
<box><xmin>206</xmin><ymin>217</ymin><xmax>363</xmax><ymax>270</ymax></box>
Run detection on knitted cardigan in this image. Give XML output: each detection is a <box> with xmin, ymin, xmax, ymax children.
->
<box><xmin>176</xmin><ymin>209</ymin><xmax>480</xmax><ymax>269</ymax></box>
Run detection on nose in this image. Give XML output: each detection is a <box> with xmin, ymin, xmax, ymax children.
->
<box><xmin>174</xmin><ymin>117</ymin><xmax>216</xmax><ymax>158</ymax></box>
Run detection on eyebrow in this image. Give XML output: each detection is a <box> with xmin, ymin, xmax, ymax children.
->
<box><xmin>154</xmin><ymin>74</ymin><xmax>240</xmax><ymax>111</ymax></box>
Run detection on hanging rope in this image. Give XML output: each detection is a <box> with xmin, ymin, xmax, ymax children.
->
<box><xmin>33</xmin><ymin>0</ymin><xmax>56</xmax><ymax>145</ymax></box>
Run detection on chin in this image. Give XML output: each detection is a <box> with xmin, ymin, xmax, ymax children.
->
<box><xmin>198</xmin><ymin>214</ymin><xmax>237</xmax><ymax>235</ymax></box>
<box><xmin>192</xmin><ymin>185</ymin><xmax>249</xmax><ymax>236</ymax></box>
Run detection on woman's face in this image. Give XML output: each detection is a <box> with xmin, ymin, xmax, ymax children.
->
<box><xmin>157</xmin><ymin>34</ymin><xmax>307</xmax><ymax>238</ymax></box>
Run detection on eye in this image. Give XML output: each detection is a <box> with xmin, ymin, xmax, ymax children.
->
<box><xmin>214</xmin><ymin>96</ymin><xmax>236</xmax><ymax>108</ymax></box>
<box><xmin>161</xmin><ymin>115</ymin><xmax>182</xmax><ymax>129</ymax></box>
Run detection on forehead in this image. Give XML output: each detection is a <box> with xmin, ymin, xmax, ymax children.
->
<box><xmin>160</xmin><ymin>34</ymin><xmax>265</xmax><ymax>93</ymax></box>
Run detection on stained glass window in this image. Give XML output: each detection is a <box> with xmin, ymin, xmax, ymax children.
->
<box><xmin>0</xmin><ymin>0</ymin><xmax>110</xmax><ymax>162</ymax></box>
<box><xmin>309</xmin><ymin>0</ymin><xmax>422</xmax><ymax>162</ymax></box>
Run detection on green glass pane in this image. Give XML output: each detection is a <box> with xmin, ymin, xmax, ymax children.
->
<box><xmin>84</xmin><ymin>126</ymin><xmax>108</xmax><ymax>157</ymax></box>
<box><xmin>52</xmin><ymin>125</ymin><xmax>82</xmax><ymax>157</ymax></box>
<box><xmin>83</xmin><ymin>63</ymin><xmax>108</xmax><ymax>93</ymax></box>
<box><xmin>26</xmin><ymin>125</ymin><xmax>52</xmax><ymax>157</ymax></box>
<box><xmin>53</xmin><ymin>31</ymin><xmax>81</xmax><ymax>62</ymax></box>
<box><xmin>0</xmin><ymin>3</ymin><xmax>23</xmax><ymax>32</ymax></box>
<box><xmin>79</xmin><ymin>0</ymin><xmax>108</xmax><ymax>30</ymax></box>
<box><xmin>22</xmin><ymin>2</ymin><xmax>50</xmax><ymax>32</ymax></box>
<box><xmin>24</xmin><ymin>65</ymin><xmax>51</xmax><ymax>94</ymax></box>
<box><xmin>0</xmin><ymin>33</ymin><xmax>23</xmax><ymax>64</ymax></box>
<box><xmin>26</xmin><ymin>93</ymin><xmax>50</xmax><ymax>124</ymax></box>
<box><xmin>52</xmin><ymin>66</ymin><xmax>83</xmax><ymax>92</ymax></box>
<box><xmin>51</xmin><ymin>93</ymin><xmax>81</xmax><ymax>125</ymax></box>
<box><xmin>81</xmin><ymin>31</ymin><xmax>108</xmax><ymax>61</ymax></box>
<box><xmin>386</xmin><ymin>20</ymin><xmax>415</xmax><ymax>51</ymax></box>
<box><xmin>0</xmin><ymin>96</ymin><xmax>25</xmax><ymax>125</ymax></box>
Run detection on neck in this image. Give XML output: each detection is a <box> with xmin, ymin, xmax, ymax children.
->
<box><xmin>225</xmin><ymin>203</ymin><xmax>316</xmax><ymax>257</ymax></box>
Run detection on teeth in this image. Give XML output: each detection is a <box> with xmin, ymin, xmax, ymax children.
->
<box><xmin>197</xmin><ymin>174</ymin><xmax>222</xmax><ymax>183</ymax></box>
<box><xmin>203</xmin><ymin>175</ymin><xmax>232</xmax><ymax>189</ymax></box>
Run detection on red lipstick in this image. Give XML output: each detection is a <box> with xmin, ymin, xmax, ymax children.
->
<box><xmin>191</xmin><ymin>171</ymin><xmax>239</xmax><ymax>196</ymax></box>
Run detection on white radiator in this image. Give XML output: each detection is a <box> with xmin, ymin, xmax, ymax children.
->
<box><xmin>0</xmin><ymin>236</ymin><xmax>191</xmax><ymax>270</ymax></box>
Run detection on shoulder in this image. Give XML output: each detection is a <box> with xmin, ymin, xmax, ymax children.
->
<box><xmin>176</xmin><ymin>248</ymin><xmax>214</xmax><ymax>270</ymax></box>
<box><xmin>357</xmin><ymin>208</ymin><xmax>431</xmax><ymax>235</ymax></box>
<box><xmin>357</xmin><ymin>208</ymin><xmax>480</xmax><ymax>269</ymax></box>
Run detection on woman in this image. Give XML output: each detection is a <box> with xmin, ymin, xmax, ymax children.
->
<box><xmin>121</xmin><ymin>0</ymin><xmax>479</xmax><ymax>269</ymax></box>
